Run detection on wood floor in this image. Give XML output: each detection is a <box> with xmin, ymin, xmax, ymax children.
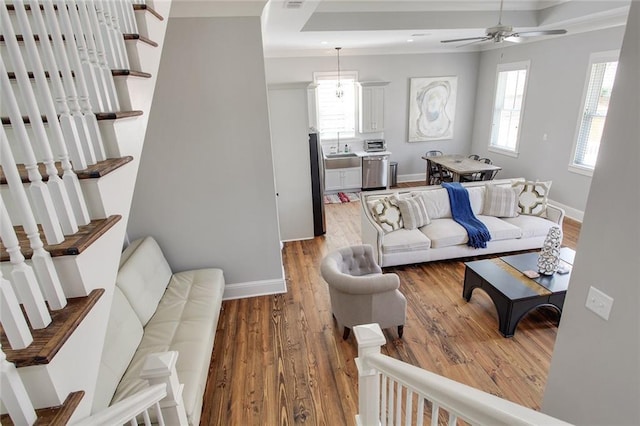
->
<box><xmin>200</xmin><ymin>185</ymin><xmax>581</xmax><ymax>425</ymax></box>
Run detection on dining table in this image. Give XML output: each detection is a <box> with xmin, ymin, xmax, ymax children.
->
<box><xmin>421</xmin><ymin>155</ymin><xmax>502</xmax><ymax>183</ymax></box>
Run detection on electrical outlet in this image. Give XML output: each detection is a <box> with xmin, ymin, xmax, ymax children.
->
<box><xmin>585</xmin><ymin>286</ymin><xmax>614</xmax><ymax>321</ymax></box>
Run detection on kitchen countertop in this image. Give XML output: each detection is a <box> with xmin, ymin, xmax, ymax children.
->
<box><xmin>323</xmin><ymin>148</ymin><xmax>392</xmax><ymax>159</ymax></box>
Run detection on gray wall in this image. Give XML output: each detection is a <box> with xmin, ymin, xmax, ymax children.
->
<box><xmin>542</xmin><ymin>4</ymin><xmax>639</xmax><ymax>424</ymax></box>
<box><xmin>265</xmin><ymin>52</ymin><xmax>480</xmax><ymax>180</ymax></box>
<box><xmin>470</xmin><ymin>26</ymin><xmax>625</xmax><ymax>214</ymax></box>
<box><xmin>127</xmin><ymin>16</ymin><xmax>284</xmax><ymax>287</ymax></box>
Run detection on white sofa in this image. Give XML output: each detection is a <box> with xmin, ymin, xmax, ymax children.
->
<box><xmin>93</xmin><ymin>236</ymin><xmax>225</xmax><ymax>425</ymax></box>
<box><xmin>361</xmin><ymin>179</ymin><xmax>565</xmax><ymax>267</ymax></box>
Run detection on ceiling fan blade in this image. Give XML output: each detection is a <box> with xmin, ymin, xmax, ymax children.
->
<box><xmin>456</xmin><ymin>37</ymin><xmax>495</xmax><ymax>48</ymax></box>
<box><xmin>441</xmin><ymin>36</ymin><xmax>492</xmax><ymax>44</ymax></box>
<box><xmin>511</xmin><ymin>29</ymin><xmax>567</xmax><ymax>37</ymax></box>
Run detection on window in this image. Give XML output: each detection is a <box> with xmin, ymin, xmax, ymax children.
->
<box><xmin>313</xmin><ymin>71</ymin><xmax>357</xmax><ymax>140</ymax></box>
<box><xmin>489</xmin><ymin>61</ymin><xmax>530</xmax><ymax>156</ymax></box>
<box><xmin>570</xmin><ymin>51</ymin><xmax>619</xmax><ymax>175</ymax></box>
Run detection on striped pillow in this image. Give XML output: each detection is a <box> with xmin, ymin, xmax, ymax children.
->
<box><xmin>397</xmin><ymin>196</ymin><xmax>431</xmax><ymax>230</ymax></box>
<box><xmin>482</xmin><ymin>184</ymin><xmax>519</xmax><ymax>218</ymax></box>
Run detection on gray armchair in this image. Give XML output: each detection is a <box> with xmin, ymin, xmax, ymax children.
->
<box><xmin>320</xmin><ymin>244</ymin><xmax>407</xmax><ymax>339</ymax></box>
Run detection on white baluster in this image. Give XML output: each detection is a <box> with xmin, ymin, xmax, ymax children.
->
<box><xmin>93</xmin><ymin>0</ymin><xmax>118</xmax><ymax>69</ymax></box>
<box><xmin>0</xmin><ymin>269</ymin><xmax>33</xmax><ymax>350</ymax></box>
<box><xmin>0</xmin><ymin>344</ymin><xmax>38</xmax><ymax>426</ymax></box>
<box><xmin>104</xmin><ymin>0</ymin><xmax>130</xmax><ymax>69</ymax></box>
<box><xmin>140</xmin><ymin>352</ymin><xmax>189</xmax><ymax>426</ymax></box>
<box><xmin>0</xmin><ymin>198</ymin><xmax>52</xmax><ymax>330</ymax></box>
<box><xmin>0</xmin><ymin>60</ymin><xmax>64</xmax><ymax>246</ymax></box>
<box><xmin>1</xmin><ymin>128</ymin><xmax>67</xmax><ymax>311</ymax></box>
<box><xmin>58</xmin><ymin>0</ymin><xmax>105</xmax><ymax>113</ymax></box>
<box><xmin>86</xmin><ymin>0</ymin><xmax>121</xmax><ymax>111</ymax></box>
<box><xmin>28</xmin><ymin>0</ymin><xmax>91</xmax><ymax>226</ymax></box>
<box><xmin>8</xmin><ymin>0</ymin><xmax>79</xmax><ymax>236</ymax></box>
<box><xmin>71</xmin><ymin>0</ymin><xmax>114</xmax><ymax>114</ymax></box>
<box><xmin>76</xmin><ymin>0</ymin><xmax>120</xmax><ymax>113</ymax></box>
<box><xmin>44</xmin><ymin>0</ymin><xmax>99</xmax><ymax>166</ymax></box>
<box><xmin>121</xmin><ymin>0</ymin><xmax>139</xmax><ymax>35</ymax></box>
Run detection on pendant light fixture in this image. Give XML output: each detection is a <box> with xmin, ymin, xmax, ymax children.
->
<box><xmin>335</xmin><ymin>47</ymin><xmax>343</xmax><ymax>99</ymax></box>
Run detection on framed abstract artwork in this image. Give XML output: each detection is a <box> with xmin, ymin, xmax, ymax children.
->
<box><xmin>408</xmin><ymin>76</ymin><xmax>458</xmax><ymax>142</ymax></box>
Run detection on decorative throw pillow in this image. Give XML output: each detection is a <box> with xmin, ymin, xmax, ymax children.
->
<box><xmin>512</xmin><ymin>180</ymin><xmax>552</xmax><ymax>216</ymax></box>
<box><xmin>397</xmin><ymin>196</ymin><xmax>430</xmax><ymax>230</ymax></box>
<box><xmin>482</xmin><ymin>184</ymin><xmax>519</xmax><ymax>218</ymax></box>
<box><xmin>367</xmin><ymin>196</ymin><xmax>403</xmax><ymax>233</ymax></box>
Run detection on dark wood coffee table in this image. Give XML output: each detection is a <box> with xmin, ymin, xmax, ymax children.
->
<box><xmin>463</xmin><ymin>248</ymin><xmax>575</xmax><ymax>337</ymax></box>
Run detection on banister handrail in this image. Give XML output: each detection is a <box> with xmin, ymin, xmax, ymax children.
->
<box><xmin>354</xmin><ymin>324</ymin><xmax>573</xmax><ymax>426</ymax></box>
<box><xmin>72</xmin><ymin>383</ymin><xmax>167</xmax><ymax>426</ymax></box>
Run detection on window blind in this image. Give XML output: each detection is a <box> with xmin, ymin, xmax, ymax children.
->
<box><xmin>315</xmin><ymin>72</ymin><xmax>356</xmax><ymax>139</ymax></box>
<box><xmin>572</xmin><ymin>61</ymin><xmax>618</xmax><ymax>168</ymax></box>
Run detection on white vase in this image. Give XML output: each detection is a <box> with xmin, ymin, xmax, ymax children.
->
<box><xmin>538</xmin><ymin>226</ymin><xmax>563</xmax><ymax>275</ymax></box>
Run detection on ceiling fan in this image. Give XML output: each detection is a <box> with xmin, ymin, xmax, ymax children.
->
<box><xmin>441</xmin><ymin>0</ymin><xmax>567</xmax><ymax>45</ymax></box>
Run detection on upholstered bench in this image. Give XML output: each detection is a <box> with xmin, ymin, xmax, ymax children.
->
<box><xmin>93</xmin><ymin>236</ymin><xmax>225</xmax><ymax>425</ymax></box>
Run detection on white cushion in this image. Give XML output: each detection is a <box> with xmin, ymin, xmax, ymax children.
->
<box><xmin>382</xmin><ymin>229</ymin><xmax>431</xmax><ymax>253</ymax></box>
<box><xmin>476</xmin><ymin>215</ymin><xmax>522</xmax><ymax>241</ymax></box>
<box><xmin>482</xmin><ymin>184</ymin><xmax>519</xmax><ymax>217</ymax></box>
<box><xmin>416</xmin><ymin>188</ymin><xmax>451</xmax><ymax>219</ymax></box>
<box><xmin>503</xmin><ymin>215</ymin><xmax>557</xmax><ymax>238</ymax></box>
<box><xmin>116</xmin><ymin>237</ymin><xmax>173</xmax><ymax>326</ymax></box>
<box><xmin>94</xmin><ymin>287</ymin><xmax>144</xmax><ymax>413</ymax></box>
<box><xmin>420</xmin><ymin>218</ymin><xmax>468</xmax><ymax>248</ymax></box>
<box><xmin>397</xmin><ymin>196</ymin><xmax>430</xmax><ymax>230</ymax></box>
<box><xmin>111</xmin><ymin>268</ymin><xmax>225</xmax><ymax>426</ymax></box>
<box><xmin>466</xmin><ymin>186</ymin><xmax>486</xmax><ymax>216</ymax></box>
<box><xmin>420</xmin><ymin>216</ymin><xmax>521</xmax><ymax>248</ymax></box>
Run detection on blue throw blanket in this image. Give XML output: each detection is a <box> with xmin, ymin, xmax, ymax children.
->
<box><xmin>442</xmin><ymin>183</ymin><xmax>491</xmax><ymax>249</ymax></box>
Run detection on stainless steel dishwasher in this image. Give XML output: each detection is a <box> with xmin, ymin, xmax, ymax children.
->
<box><xmin>362</xmin><ymin>155</ymin><xmax>389</xmax><ymax>190</ymax></box>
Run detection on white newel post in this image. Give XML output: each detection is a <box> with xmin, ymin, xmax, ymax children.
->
<box><xmin>354</xmin><ymin>323</ymin><xmax>386</xmax><ymax>426</ymax></box>
<box><xmin>140</xmin><ymin>351</ymin><xmax>189</xmax><ymax>426</ymax></box>
<box><xmin>0</xmin><ymin>344</ymin><xmax>37</xmax><ymax>426</ymax></box>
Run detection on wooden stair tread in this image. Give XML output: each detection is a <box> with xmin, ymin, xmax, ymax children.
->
<box><xmin>0</xmin><ymin>215</ymin><xmax>121</xmax><ymax>262</ymax></box>
<box><xmin>2</xmin><ymin>33</ymin><xmax>157</xmax><ymax>47</ymax></box>
<box><xmin>0</xmin><ymin>156</ymin><xmax>133</xmax><ymax>185</ymax></box>
<box><xmin>0</xmin><ymin>289</ymin><xmax>104</xmax><ymax>367</ymax></box>
<box><xmin>1</xmin><ymin>110</ymin><xmax>143</xmax><ymax>125</ymax></box>
<box><xmin>111</xmin><ymin>69</ymin><xmax>152</xmax><ymax>78</ymax></box>
<box><xmin>123</xmin><ymin>33</ymin><xmax>158</xmax><ymax>47</ymax></box>
<box><xmin>133</xmin><ymin>3</ymin><xmax>164</xmax><ymax>21</ymax></box>
<box><xmin>7</xmin><ymin>69</ymin><xmax>152</xmax><ymax>79</ymax></box>
<box><xmin>0</xmin><ymin>391</ymin><xmax>84</xmax><ymax>425</ymax></box>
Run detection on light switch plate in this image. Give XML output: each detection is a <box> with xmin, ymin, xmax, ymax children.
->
<box><xmin>585</xmin><ymin>286</ymin><xmax>614</xmax><ymax>321</ymax></box>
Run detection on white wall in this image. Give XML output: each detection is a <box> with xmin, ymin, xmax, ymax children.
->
<box><xmin>265</xmin><ymin>52</ymin><xmax>480</xmax><ymax>181</ymax></box>
<box><xmin>542</xmin><ymin>3</ymin><xmax>639</xmax><ymax>424</ymax></box>
<box><xmin>127</xmin><ymin>16</ymin><xmax>284</xmax><ymax>291</ymax></box>
<box><xmin>470</xmin><ymin>26</ymin><xmax>625</xmax><ymax>214</ymax></box>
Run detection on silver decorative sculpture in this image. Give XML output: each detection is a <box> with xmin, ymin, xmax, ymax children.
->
<box><xmin>538</xmin><ymin>226</ymin><xmax>563</xmax><ymax>275</ymax></box>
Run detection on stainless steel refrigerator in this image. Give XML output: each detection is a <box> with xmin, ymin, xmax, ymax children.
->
<box><xmin>309</xmin><ymin>132</ymin><xmax>326</xmax><ymax>236</ymax></box>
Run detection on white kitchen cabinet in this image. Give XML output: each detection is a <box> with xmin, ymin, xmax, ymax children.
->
<box><xmin>325</xmin><ymin>167</ymin><xmax>362</xmax><ymax>191</ymax></box>
<box><xmin>358</xmin><ymin>81</ymin><xmax>389</xmax><ymax>133</ymax></box>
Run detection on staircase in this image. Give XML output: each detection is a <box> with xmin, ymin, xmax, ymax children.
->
<box><xmin>0</xmin><ymin>0</ymin><xmax>171</xmax><ymax>423</ymax></box>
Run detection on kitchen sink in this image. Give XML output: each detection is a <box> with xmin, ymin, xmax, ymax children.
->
<box><xmin>325</xmin><ymin>152</ymin><xmax>358</xmax><ymax>158</ymax></box>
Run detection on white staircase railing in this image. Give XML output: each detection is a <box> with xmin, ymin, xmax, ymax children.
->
<box><xmin>354</xmin><ymin>324</ymin><xmax>573</xmax><ymax>426</ymax></box>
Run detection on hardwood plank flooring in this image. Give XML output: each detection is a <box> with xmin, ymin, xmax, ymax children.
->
<box><xmin>200</xmin><ymin>184</ymin><xmax>581</xmax><ymax>425</ymax></box>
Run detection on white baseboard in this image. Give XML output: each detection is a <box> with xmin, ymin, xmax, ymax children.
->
<box><xmin>398</xmin><ymin>173</ymin><xmax>425</xmax><ymax>184</ymax></box>
<box><xmin>223</xmin><ymin>277</ymin><xmax>287</xmax><ymax>300</ymax></box>
<box><xmin>549</xmin><ymin>198</ymin><xmax>584</xmax><ymax>222</ymax></box>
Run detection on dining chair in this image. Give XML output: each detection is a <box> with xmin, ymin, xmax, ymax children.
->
<box><xmin>468</xmin><ymin>154</ymin><xmax>480</xmax><ymax>160</ymax></box>
<box><xmin>424</xmin><ymin>150</ymin><xmax>451</xmax><ymax>185</ymax></box>
<box><xmin>479</xmin><ymin>157</ymin><xmax>492</xmax><ymax>164</ymax></box>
